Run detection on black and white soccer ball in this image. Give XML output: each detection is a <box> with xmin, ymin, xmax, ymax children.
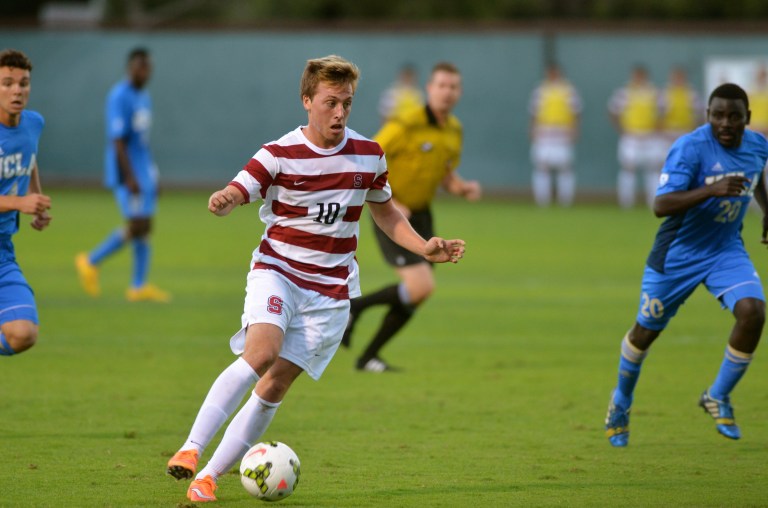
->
<box><xmin>240</xmin><ymin>441</ymin><xmax>300</xmax><ymax>501</ymax></box>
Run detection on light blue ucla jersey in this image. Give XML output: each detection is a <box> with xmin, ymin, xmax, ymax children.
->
<box><xmin>648</xmin><ymin>124</ymin><xmax>768</xmax><ymax>273</ymax></box>
<box><xmin>0</xmin><ymin>110</ymin><xmax>44</xmax><ymax>236</ymax></box>
<box><xmin>104</xmin><ymin>79</ymin><xmax>155</xmax><ymax>190</ymax></box>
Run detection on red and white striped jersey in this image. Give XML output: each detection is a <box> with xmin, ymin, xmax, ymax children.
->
<box><xmin>228</xmin><ymin>126</ymin><xmax>392</xmax><ymax>300</ymax></box>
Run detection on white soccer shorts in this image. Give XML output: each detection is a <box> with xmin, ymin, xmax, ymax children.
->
<box><xmin>618</xmin><ymin>134</ymin><xmax>665</xmax><ymax>171</ymax></box>
<box><xmin>229</xmin><ymin>268</ymin><xmax>350</xmax><ymax>380</ymax></box>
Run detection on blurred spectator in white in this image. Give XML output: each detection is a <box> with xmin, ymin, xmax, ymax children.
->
<box><xmin>378</xmin><ymin>63</ymin><xmax>424</xmax><ymax>123</ymax></box>
<box><xmin>609</xmin><ymin>65</ymin><xmax>661</xmax><ymax>208</ymax></box>
<box><xmin>528</xmin><ymin>62</ymin><xmax>582</xmax><ymax>207</ymax></box>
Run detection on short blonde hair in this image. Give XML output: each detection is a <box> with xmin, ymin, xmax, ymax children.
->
<box><xmin>300</xmin><ymin>55</ymin><xmax>360</xmax><ymax>100</ymax></box>
<box><xmin>429</xmin><ymin>61</ymin><xmax>461</xmax><ymax>81</ymax></box>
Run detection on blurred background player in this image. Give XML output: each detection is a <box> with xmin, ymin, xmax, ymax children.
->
<box><xmin>749</xmin><ymin>64</ymin><xmax>768</xmax><ymax>137</ymax></box>
<box><xmin>605</xmin><ymin>84</ymin><xmax>768</xmax><ymax>447</ymax></box>
<box><xmin>76</xmin><ymin>47</ymin><xmax>169</xmax><ymax>302</ymax></box>
<box><xmin>528</xmin><ymin>62</ymin><xmax>582</xmax><ymax>207</ymax></box>
<box><xmin>342</xmin><ymin>62</ymin><xmax>481</xmax><ymax>372</ymax></box>
<box><xmin>608</xmin><ymin>64</ymin><xmax>661</xmax><ymax>208</ymax></box>
<box><xmin>0</xmin><ymin>49</ymin><xmax>52</xmax><ymax>356</ymax></box>
<box><xmin>657</xmin><ymin>66</ymin><xmax>702</xmax><ymax>159</ymax></box>
<box><xmin>165</xmin><ymin>55</ymin><xmax>466</xmax><ymax>503</ymax></box>
<box><xmin>377</xmin><ymin>63</ymin><xmax>424</xmax><ymax>123</ymax></box>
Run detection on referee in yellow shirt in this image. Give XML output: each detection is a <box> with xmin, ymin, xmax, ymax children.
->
<box><xmin>342</xmin><ymin>62</ymin><xmax>481</xmax><ymax>372</ymax></box>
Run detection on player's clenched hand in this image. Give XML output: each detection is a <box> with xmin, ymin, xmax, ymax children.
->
<box><xmin>30</xmin><ymin>211</ymin><xmax>52</xmax><ymax>231</ymax></box>
<box><xmin>208</xmin><ymin>187</ymin><xmax>237</xmax><ymax>216</ymax></box>
<box><xmin>423</xmin><ymin>237</ymin><xmax>466</xmax><ymax>264</ymax></box>
<box><xmin>17</xmin><ymin>193</ymin><xmax>51</xmax><ymax>215</ymax></box>
<box><xmin>710</xmin><ymin>175</ymin><xmax>751</xmax><ymax>197</ymax></box>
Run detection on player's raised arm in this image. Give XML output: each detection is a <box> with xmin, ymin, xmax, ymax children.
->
<box><xmin>367</xmin><ymin>199</ymin><xmax>465</xmax><ymax>264</ymax></box>
<box><xmin>208</xmin><ymin>184</ymin><xmax>246</xmax><ymax>216</ymax></box>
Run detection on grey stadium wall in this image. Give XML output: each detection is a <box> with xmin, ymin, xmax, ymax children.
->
<box><xmin>3</xmin><ymin>29</ymin><xmax>768</xmax><ymax>195</ymax></box>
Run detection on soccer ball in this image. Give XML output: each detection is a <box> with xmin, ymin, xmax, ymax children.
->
<box><xmin>240</xmin><ymin>441</ymin><xmax>300</xmax><ymax>501</ymax></box>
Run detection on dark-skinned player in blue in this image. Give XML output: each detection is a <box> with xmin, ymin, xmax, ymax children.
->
<box><xmin>605</xmin><ymin>83</ymin><xmax>768</xmax><ymax>446</ymax></box>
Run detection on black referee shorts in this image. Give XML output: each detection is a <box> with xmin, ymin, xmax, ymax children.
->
<box><xmin>373</xmin><ymin>209</ymin><xmax>434</xmax><ymax>267</ymax></box>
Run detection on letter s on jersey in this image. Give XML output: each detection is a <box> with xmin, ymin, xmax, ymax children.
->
<box><xmin>267</xmin><ymin>295</ymin><xmax>284</xmax><ymax>315</ymax></box>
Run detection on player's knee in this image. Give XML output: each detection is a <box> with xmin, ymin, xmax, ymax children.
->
<box><xmin>243</xmin><ymin>349</ymin><xmax>279</xmax><ymax>376</ymax></box>
<box><xmin>128</xmin><ymin>219</ymin><xmax>151</xmax><ymax>238</ymax></box>
<box><xmin>735</xmin><ymin>298</ymin><xmax>765</xmax><ymax>331</ymax></box>
<box><xmin>5</xmin><ymin>325</ymin><xmax>38</xmax><ymax>353</ymax></box>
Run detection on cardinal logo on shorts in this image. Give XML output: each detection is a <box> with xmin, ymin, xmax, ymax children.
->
<box><xmin>267</xmin><ymin>295</ymin><xmax>284</xmax><ymax>315</ymax></box>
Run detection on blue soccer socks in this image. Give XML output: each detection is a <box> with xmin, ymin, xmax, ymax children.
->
<box><xmin>709</xmin><ymin>345</ymin><xmax>752</xmax><ymax>401</ymax></box>
<box><xmin>89</xmin><ymin>229</ymin><xmax>126</xmax><ymax>265</ymax></box>
<box><xmin>131</xmin><ymin>238</ymin><xmax>150</xmax><ymax>289</ymax></box>
<box><xmin>613</xmin><ymin>334</ymin><xmax>648</xmax><ymax>409</ymax></box>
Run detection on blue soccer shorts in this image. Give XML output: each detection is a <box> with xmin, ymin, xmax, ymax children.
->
<box><xmin>114</xmin><ymin>185</ymin><xmax>157</xmax><ymax>219</ymax></box>
<box><xmin>0</xmin><ymin>238</ymin><xmax>39</xmax><ymax>326</ymax></box>
<box><xmin>635</xmin><ymin>250</ymin><xmax>764</xmax><ymax>331</ymax></box>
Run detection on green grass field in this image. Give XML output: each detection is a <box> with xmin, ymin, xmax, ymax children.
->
<box><xmin>3</xmin><ymin>189</ymin><xmax>768</xmax><ymax>507</ymax></box>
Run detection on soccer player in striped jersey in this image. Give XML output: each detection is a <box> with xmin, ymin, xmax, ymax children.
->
<box><xmin>528</xmin><ymin>62</ymin><xmax>582</xmax><ymax>207</ymax></box>
<box><xmin>0</xmin><ymin>49</ymin><xmax>52</xmax><ymax>357</ymax></box>
<box><xmin>609</xmin><ymin>65</ymin><xmax>662</xmax><ymax>208</ymax></box>
<box><xmin>341</xmin><ymin>62</ymin><xmax>481</xmax><ymax>373</ymax></box>
<box><xmin>166</xmin><ymin>55</ymin><xmax>466</xmax><ymax>503</ymax></box>
<box><xmin>605</xmin><ymin>83</ymin><xmax>768</xmax><ymax>447</ymax></box>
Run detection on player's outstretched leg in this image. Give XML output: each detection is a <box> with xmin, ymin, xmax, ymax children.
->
<box><xmin>167</xmin><ymin>357</ymin><xmax>259</xmax><ymax>479</ymax></box>
<box><xmin>699</xmin><ymin>389</ymin><xmax>740</xmax><ymax>440</ymax></box>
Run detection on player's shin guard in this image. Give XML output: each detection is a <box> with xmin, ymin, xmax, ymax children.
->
<box><xmin>613</xmin><ymin>334</ymin><xmax>648</xmax><ymax>408</ymax></box>
<box><xmin>0</xmin><ymin>332</ymin><xmax>15</xmax><ymax>356</ymax></box>
<box><xmin>709</xmin><ymin>345</ymin><xmax>753</xmax><ymax>400</ymax></box>
<box><xmin>197</xmin><ymin>394</ymin><xmax>280</xmax><ymax>480</ymax></box>
<box><xmin>182</xmin><ymin>357</ymin><xmax>259</xmax><ymax>454</ymax></box>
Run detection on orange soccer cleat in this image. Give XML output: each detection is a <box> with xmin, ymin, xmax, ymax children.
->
<box><xmin>187</xmin><ymin>475</ymin><xmax>217</xmax><ymax>503</ymax></box>
<box><xmin>166</xmin><ymin>449</ymin><xmax>199</xmax><ymax>480</ymax></box>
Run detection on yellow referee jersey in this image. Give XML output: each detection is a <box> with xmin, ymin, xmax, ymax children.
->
<box><xmin>374</xmin><ymin>105</ymin><xmax>462</xmax><ymax>211</ymax></box>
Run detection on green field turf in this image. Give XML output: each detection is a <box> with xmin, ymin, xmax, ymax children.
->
<box><xmin>3</xmin><ymin>189</ymin><xmax>768</xmax><ymax>507</ymax></box>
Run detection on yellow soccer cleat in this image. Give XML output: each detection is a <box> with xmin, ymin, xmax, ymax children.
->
<box><xmin>75</xmin><ymin>252</ymin><xmax>101</xmax><ymax>297</ymax></box>
<box><xmin>167</xmin><ymin>449</ymin><xmax>199</xmax><ymax>480</ymax></box>
<box><xmin>187</xmin><ymin>475</ymin><xmax>217</xmax><ymax>503</ymax></box>
<box><xmin>126</xmin><ymin>284</ymin><xmax>171</xmax><ymax>303</ymax></box>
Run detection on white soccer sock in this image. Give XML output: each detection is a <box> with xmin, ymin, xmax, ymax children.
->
<box><xmin>196</xmin><ymin>393</ymin><xmax>281</xmax><ymax>480</ymax></box>
<box><xmin>532</xmin><ymin>170</ymin><xmax>552</xmax><ymax>207</ymax></box>
<box><xmin>644</xmin><ymin>170</ymin><xmax>660</xmax><ymax>208</ymax></box>
<box><xmin>181</xmin><ymin>357</ymin><xmax>258</xmax><ymax>454</ymax></box>
<box><xmin>617</xmin><ymin>170</ymin><xmax>636</xmax><ymax>208</ymax></box>
<box><xmin>556</xmin><ymin>170</ymin><xmax>576</xmax><ymax>207</ymax></box>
